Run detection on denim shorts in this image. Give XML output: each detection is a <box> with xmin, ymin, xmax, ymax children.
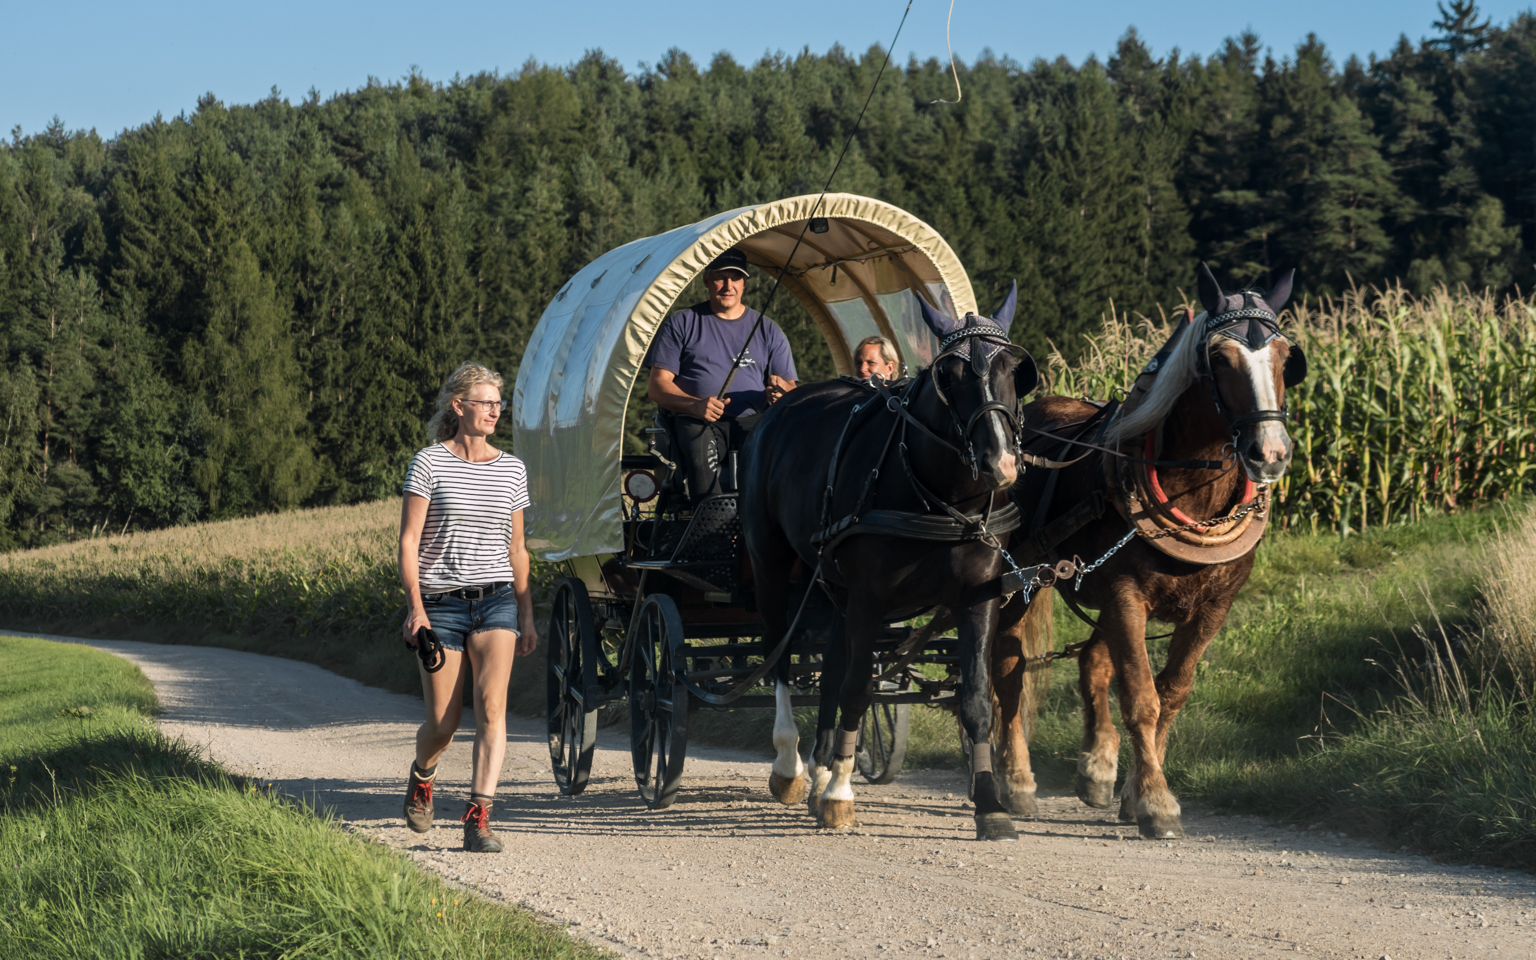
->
<box><xmin>421</xmin><ymin>585</ymin><xmax>520</xmax><ymax>652</ymax></box>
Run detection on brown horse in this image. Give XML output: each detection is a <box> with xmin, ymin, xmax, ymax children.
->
<box><xmin>990</xmin><ymin>263</ymin><xmax>1307</xmax><ymax>839</ymax></box>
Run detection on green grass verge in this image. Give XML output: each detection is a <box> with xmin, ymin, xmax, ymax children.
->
<box><xmin>0</xmin><ymin>636</ymin><xmax>605</xmax><ymax>960</ymax></box>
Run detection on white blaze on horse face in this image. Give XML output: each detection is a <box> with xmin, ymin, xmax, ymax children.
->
<box><xmin>771</xmin><ymin>680</ymin><xmax>804</xmax><ymax>781</ymax></box>
<box><xmin>1231</xmin><ymin>341</ymin><xmax>1292</xmax><ymax>482</ymax></box>
<box><xmin>978</xmin><ymin>360</ymin><xmax>1018</xmax><ymax>486</ymax></box>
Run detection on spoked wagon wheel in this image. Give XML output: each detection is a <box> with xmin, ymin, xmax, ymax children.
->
<box><xmin>857</xmin><ymin>689</ymin><xmax>910</xmax><ymax>784</ymax></box>
<box><xmin>628</xmin><ymin>594</ymin><xmax>690</xmax><ymax>810</ymax></box>
<box><xmin>546</xmin><ymin>577</ymin><xmax>598</xmax><ymax>795</ymax></box>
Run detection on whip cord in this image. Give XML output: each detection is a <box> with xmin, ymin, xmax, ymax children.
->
<box><xmin>929</xmin><ymin>0</ymin><xmax>963</xmax><ymax>104</ymax></box>
<box><xmin>716</xmin><ymin>0</ymin><xmax>916</xmax><ymax>400</ymax></box>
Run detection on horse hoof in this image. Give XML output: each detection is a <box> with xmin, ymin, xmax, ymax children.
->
<box><xmin>806</xmin><ymin>790</ymin><xmax>821</xmax><ymax>820</ymax></box>
<box><xmin>769</xmin><ymin>772</ymin><xmax>808</xmax><ymax>805</ymax></box>
<box><xmin>1075</xmin><ymin>774</ymin><xmax>1115</xmax><ymax>809</ymax></box>
<box><xmin>1003</xmin><ymin>791</ymin><xmax>1038</xmax><ymax>817</ymax></box>
<box><xmin>974</xmin><ymin>812</ymin><xmax>1018</xmax><ymax>842</ymax></box>
<box><xmin>818</xmin><ymin>799</ymin><xmax>857</xmax><ymax>830</ymax></box>
<box><xmin>1138</xmin><ymin>815</ymin><xmax>1184</xmax><ymax>840</ymax></box>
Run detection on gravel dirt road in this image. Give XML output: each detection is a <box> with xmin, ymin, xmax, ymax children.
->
<box><xmin>32</xmin><ymin>633</ymin><xmax>1535</xmax><ymax>959</ymax></box>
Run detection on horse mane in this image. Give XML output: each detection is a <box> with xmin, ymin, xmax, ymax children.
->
<box><xmin>1102</xmin><ymin>315</ymin><xmax>1206</xmax><ymax>443</ymax></box>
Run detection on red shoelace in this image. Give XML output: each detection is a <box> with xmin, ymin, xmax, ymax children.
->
<box><xmin>410</xmin><ymin>780</ymin><xmax>433</xmax><ymax>805</ymax></box>
<box><xmin>461</xmin><ymin>804</ymin><xmax>490</xmax><ymax>830</ymax></box>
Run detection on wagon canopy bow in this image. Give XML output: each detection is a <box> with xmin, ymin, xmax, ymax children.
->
<box><xmin>513</xmin><ymin>193</ymin><xmax>978</xmax><ymax>561</ymax></box>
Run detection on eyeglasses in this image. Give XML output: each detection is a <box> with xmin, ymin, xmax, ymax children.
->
<box><xmin>460</xmin><ymin>399</ymin><xmax>507</xmax><ymax>413</ymax></box>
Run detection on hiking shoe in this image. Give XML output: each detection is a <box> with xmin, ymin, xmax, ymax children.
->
<box><xmin>461</xmin><ymin>803</ymin><xmax>503</xmax><ymax>853</ymax></box>
<box><xmin>404</xmin><ymin>777</ymin><xmax>434</xmax><ymax>833</ymax></box>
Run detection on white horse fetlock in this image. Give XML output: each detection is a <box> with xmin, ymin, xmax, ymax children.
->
<box><xmin>823</xmin><ymin>754</ymin><xmax>856</xmax><ymax>802</ymax></box>
<box><xmin>771</xmin><ymin>682</ymin><xmax>803</xmax><ymax>779</ymax></box>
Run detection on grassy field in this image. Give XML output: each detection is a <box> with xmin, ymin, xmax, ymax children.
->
<box><xmin>2</xmin><ymin>496</ymin><xmax>1534</xmax><ymax>867</ymax></box>
<box><xmin>0</xmin><ymin>635</ymin><xmax>604</xmax><ymax>960</ymax></box>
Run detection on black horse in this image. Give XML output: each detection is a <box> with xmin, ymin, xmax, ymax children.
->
<box><xmin>741</xmin><ymin>287</ymin><xmax>1037</xmax><ymax>840</ymax></box>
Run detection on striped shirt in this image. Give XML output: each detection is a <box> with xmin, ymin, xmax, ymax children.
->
<box><xmin>402</xmin><ymin>443</ymin><xmax>530</xmax><ymax>591</ymax></box>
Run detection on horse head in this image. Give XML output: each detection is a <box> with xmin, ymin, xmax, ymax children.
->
<box><xmin>1196</xmin><ymin>263</ymin><xmax>1307</xmax><ymax>484</ymax></box>
<box><xmin>916</xmin><ymin>283</ymin><xmax>1039</xmax><ymax>489</ymax></box>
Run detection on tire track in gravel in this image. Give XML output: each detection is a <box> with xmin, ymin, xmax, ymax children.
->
<box><xmin>28</xmin><ymin>633</ymin><xmax>1535</xmax><ymax>960</ymax></box>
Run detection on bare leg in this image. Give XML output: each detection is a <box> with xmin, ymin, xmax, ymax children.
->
<box><xmin>1076</xmin><ymin>634</ymin><xmax>1120</xmax><ymax>809</ymax></box>
<box><xmin>463</xmin><ymin>629</ymin><xmax>517</xmax><ymax>797</ymax></box>
<box><xmin>417</xmin><ymin>648</ymin><xmax>469</xmax><ymax>769</ymax></box>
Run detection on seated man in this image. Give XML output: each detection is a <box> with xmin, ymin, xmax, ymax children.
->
<box><xmin>645</xmin><ymin>248</ymin><xmax>798</xmax><ymax>504</ymax></box>
<box><xmin>853</xmin><ymin>335</ymin><xmax>900</xmax><ymax>383</ymax></box>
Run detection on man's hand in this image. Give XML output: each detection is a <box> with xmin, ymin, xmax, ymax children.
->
<box><xmin>694</xmin><ymin>395</ymin><xmax>731</xmax><ymax>422</ymax></box>
<box><xmin>765</xmin><ymin>375</ymin><xmax>796</xmax><ymax>406</ymax></box>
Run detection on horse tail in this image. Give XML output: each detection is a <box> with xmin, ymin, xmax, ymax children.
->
<box><xmin>1017</xmin><ymin>585</ymin><xmax>1056</xmax><ymax>741</ymax></box>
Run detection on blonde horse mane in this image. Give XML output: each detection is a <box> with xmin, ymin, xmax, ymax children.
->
<box><xmin>1103</xmin><ymin>315</ymin><xmax>1208</xmax><ymax>443</ymax></box>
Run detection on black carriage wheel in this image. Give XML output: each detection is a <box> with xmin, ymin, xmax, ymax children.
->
<box><xmin>628</xmin><ymin>594</ymin><xmax>690</xmax><ymax>810</ymax></box>
<box><xmin>546</xmin><ymin>577</ymin><xmax>599</xmax><ymax>796</ymax></box>
<box><xmin>856</xmin><ymin>696</ymin><xmax>910</xmax><ymax>785</ymax></box>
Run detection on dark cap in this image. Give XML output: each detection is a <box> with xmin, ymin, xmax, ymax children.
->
<box><xmin>705</xmin><ymin>248</ymin><xmax>751</xmax><ymax>277</ymax></box>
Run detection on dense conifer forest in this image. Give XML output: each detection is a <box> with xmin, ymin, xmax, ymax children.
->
<box><xmin>1</xmin><ymin>2</ymin><xmax>1531</xmax><ymax>546</ymax></box>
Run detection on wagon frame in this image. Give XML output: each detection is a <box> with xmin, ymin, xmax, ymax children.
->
<box><xmin>513</xmin><ymin>194</ymin><xmax>981</xmax><ymax>807</ymax></box>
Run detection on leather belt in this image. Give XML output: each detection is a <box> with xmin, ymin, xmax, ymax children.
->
<box><xmin>424</xmin><ymin>582</ymin><xmax>512</xmax><ymax>601</ymax></box>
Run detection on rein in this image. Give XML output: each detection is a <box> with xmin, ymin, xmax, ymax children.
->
<box><xmin>811</xmin><ymin>374</ymin><xmax>1021</xmax><ymax>555</ymax></box>
<box><xmin>810</xmin><ymin>329</ymin><xmax>1063</xmax><ymax>602</ymax></box>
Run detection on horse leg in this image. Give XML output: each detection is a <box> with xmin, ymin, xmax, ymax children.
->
<box><xmin>807</xmin><ymin>607</ymin><xmax>846</xmax><ymax>821</ymax></box>
<box><xmin>1099</xmin><ymin>592</ymin><xmax>1181</xmax><ymax>839</ymax></box>
<box><xmin>769</xmin><ymin>676</ymin><xmax>808</xmax><ymax>804</ymax></box>
<box><xmin>958</xmin><ymin>596</ymin><xmax>1016</xmax><ymax>841</ymax></box>
<box><xmin>1075</xmin><ymin>634</ymin><xmax>1120</xmax><ymax>810</ymax></box>
<box><xmin>990</xmin><ymin>594</ymin><xmax>1042</xmax><ymax>817</ymax></box>
<box><xmin>817</xmin><ymin>596</ymin><xmax>878</xmax><ymax>831</ymax></box>
<box><xmin>1146</xmin><ymin>603</ymin><xmax>1231</xmax><ymax>820</ymax></box>
<box><xmin>746</xmin><ymin>520</ymin><xmax>807</xmax><ymax>805</ymax></box>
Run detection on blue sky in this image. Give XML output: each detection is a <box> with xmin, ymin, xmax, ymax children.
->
<box><xmin>6</xmin><ymin>1</ymin><xmax>1532</xmax><ymax>139</ymax></box>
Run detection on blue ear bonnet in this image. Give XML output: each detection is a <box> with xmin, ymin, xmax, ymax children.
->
<box><xmin>938</xmin><ymin>313</ymin><xmax>1011</xmax><ymax>363</ymax></box>
<box><xmin>919</xmin><ymin>281</ymin><xmax>1018</xmax><ymax>366</ymax></box>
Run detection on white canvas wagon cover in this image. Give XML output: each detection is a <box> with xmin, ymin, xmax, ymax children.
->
<box><xmin>513</xmin><ymin>193</ymin><xmax>977</xmax><ymax>561</ymax></box>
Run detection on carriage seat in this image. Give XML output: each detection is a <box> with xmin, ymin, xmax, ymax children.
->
<box><xmin>636</xmin><ymin>409</ymin><xmax>750</xmax><ymax>502</ymax></box>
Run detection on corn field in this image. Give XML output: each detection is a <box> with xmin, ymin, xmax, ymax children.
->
<box><xmin>1043</xmin><ymin>285</ymin><xmax>1536</xmax><ymax>534</ymax></box>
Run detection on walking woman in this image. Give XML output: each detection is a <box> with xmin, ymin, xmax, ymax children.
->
<box><xmin>399</xmin><ymin>362</ymin><xmax>537</xmax><ymax>853</ymax></box>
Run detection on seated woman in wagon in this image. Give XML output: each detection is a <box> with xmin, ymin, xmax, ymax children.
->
<box><xmin>852</xmin><ymin>335</ymin><xmax>900</xmax><ymax>383</ymax></box>
<box><xmin>644</xmin><ymin>248</ymin><xmax>798</xmax><ymax>505</ymax></box>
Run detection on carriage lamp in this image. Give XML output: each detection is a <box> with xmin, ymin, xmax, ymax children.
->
<box><xmin>624</xmin><ymin>470</ymin><xmax>659</xmax><ymax>503</ymax></box>
<box><xmin>809</xmin><ymin>217</ymin><xmax>830</xmax><ymax>234</ymax></box>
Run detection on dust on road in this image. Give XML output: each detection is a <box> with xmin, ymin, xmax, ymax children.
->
<box><xmin>42</xmin><ymin>635</ymin><xmax>1536</xmax><ymax>959</ymax></box>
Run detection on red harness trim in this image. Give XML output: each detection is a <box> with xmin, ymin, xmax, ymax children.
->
<box><xmin>1143</xmin><ymin>430</ymin><xmax>1254</xmax><ymax>532</ymax></box>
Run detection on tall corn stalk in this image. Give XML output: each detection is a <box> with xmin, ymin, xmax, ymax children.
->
<box><xmin>1039</xmin><ymin>285</ymin><xmax>1536</xmax><ymax>533</ymax></box>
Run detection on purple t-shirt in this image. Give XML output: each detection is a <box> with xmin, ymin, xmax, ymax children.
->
<box><xmin>644</xmin><ymin>302</ymin><xmax>798</xmax><ymax>417</ymax></box>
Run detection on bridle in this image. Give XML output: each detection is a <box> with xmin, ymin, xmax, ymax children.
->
<box><xmin>924</xmin><ymin>316</ymin><xmax>1029</xmax><ymax>477</ymax></box>
<box><xmin>816</xmin><ymin>316</ymin><xmax>1031</xmax><ymax>541</ymax></box>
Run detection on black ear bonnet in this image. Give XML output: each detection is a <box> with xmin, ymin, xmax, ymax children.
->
<box><xmin>1202</xmin><ymin>292</ymin><xmax>1285</xmax><ymax>352</ymax></box>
